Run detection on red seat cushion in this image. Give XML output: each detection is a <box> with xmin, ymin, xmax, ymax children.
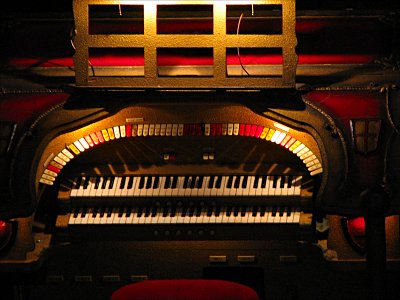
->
<box><xmin>111</xmin><ymin>279</ymin><xmax>259</xmax><ymax>300</ymax></box>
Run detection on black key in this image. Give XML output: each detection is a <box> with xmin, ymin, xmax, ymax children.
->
<box><xmin>252</xmin><ymin>206</ymin><xmax>258</xmax><ymax>217</ymax></box>
<box><xmin>164</xmin><ymin>176</ymin><xmax>171</xmax><ymax>189</ymax></box>
<box><xmin>260</xmin><ymin>206</ymin><xmax>266</xmax><ymax>216</ymax></box>
<box><xmin>101</xmin><ymin>177</ymin><xmax>109</xmax><ymax>189</ymax></box>
<box><xmin>127</xmin><ymin>177</ymin><xmax>134</xmax><ymax>189</ymax></box>
<box><xmin>253</xmin><ymin>175</ymin><xmax>260</xmax><ymax>189</ymax></box>
<box><xmin>261</xmin><ymin>176</ymin><xmax>267</xmax><ymax>188</ymax></box>
<box><xmin>183</xmin><ymin>176</ymin><xmax>189</xmax><ymax>188</ymax></box>
<box><xmin>197</xmin><ymin>176</ymin><xmax>204</xmax><ymax>189</ymax></box>
<box><xmin>74</xmin><ymin>177</ymin><xmax>83</xmax><ymax>189</ymax></box>
<box><xmin>226</xmin><ymin>207</ymin><xmax>232</xmax><ymax>217</ymax></box>
<box><xmin>106</xmin><ymin>207</ymin><xmax>112</xmax><ymax>217</ymax></box>
<box><xmin>118</xmin><ymin>207</ymin><xmax>124</xmax><ymax>217</ymax></box>
<box><xmin>126</xmin><ymin>207</ymin><xmax>132</xmax><ymax>218</ymax></box>
<box><xmin>207</xmin><ymin>206</ymin><xmax>213</xmax><ymax>217</ymax></box>
<box><xmin>272</xmin><ymin>206</ymin><xmax>277</xmax><ymax>217</ymax></box>
<box><xmin>92</xmin><ymin>208</ymin><xmax>98</xmax><ymax>217</ymax></box>
<box><xmin>279</xmin><ymin>206</ymin><xmax>285</xmax><ymax>217</ymax></box>
<box><xmin>195</xmin><ymin>207</ymin><xmax>201</xmax><ymax>217</ymax></box>
<box><xmin>94</xmin><ymin>177</ymin><xmax>101</xmax><ymax>189</ymax></box>
<box><xmin>272</xmin><ymin>176</ymin><xmax>278</xmax><ymax>188</ymax></box>
<box><xmin>234</xmin><ymin>176</ymin><xmax>241</xmax><ymax>188</ymax></box>
<box><xmin>138</xmin><ymin>177</ymin><xmax>145</xmax><ymax>189</ymax></box>
<box><xmin>83</xmin><ymin>177</ymin><xmax>90</xmax><ymax>189</ymax></box>
<box><xmin>233</xmin><ymin>206</ymin><xmax>239</xmax><ymax>217</ymax></box>
<box><xmin>227</xmin><ymin>176</ymin><xmax>234</xmax><ymax>189</ymax></box>
<box><xmin>144</xmin><ymin>207</ymin><xmax>150</xmax><ymax>217</ymax></box>
<box><xmin>240</xmin><ymin>206</ymin><xmax>247</xmax><ymax>217</ymax></box>
<box><xmin>99</xmin><ymin>207</ymin><xmax>105</xmax><ymax>218</ymax></box>
<box><xmin>241</xmin><ymin>176</ymin><xmax>248</xmax><ymax>188</ymax></box>
<box><xmin>208</xmin><ymin>176</ymin><xmax>215</xmax><ymax>188</ymax></box>
<box><xmin>171</xmin><ymin>176</ymin><xmax>178</xmax><ymax>189</ymax></box>
<box><xmin>146</xmin><ymin>177</ymin><xmax>153</xmax><ymax>189</ymax></box>
<box><xmin>190</xmin><ymin>177</ymin><xmax>196</xmax><ymax>189</ymax></box>
<box><xmin>153</xmin><ymin>176</ymin><xmax>160</xmax><ymax>189</ymax></box>
<box><xmin>215</xmin><ymin>176</ymin><xmax>222</xmax><ymax>188</ymax></box>
<box><xmin>287</xmin><ymin>206</ymin><xmax>292</xmax><ymax>216</ymax></box>
<box><xmin>137</xmin><ymin>207</ymin><xmax>144</xmax><ymax>217</ymax></box>
<box><xmin>120</xmin><ymin>177</ymin><xmax>126</xmax><ymax>189</ymax></box>
<box><xmin>280</xmin><ymin>176</ymin><xmax>286</xmax><ymax>188</ymax></box>
<box><xmin>188</xmin><ymin>206</ymin><xmax>195</xmax><ymax>217</ymax></box>
<box><xmin>73</xmin><ymin>208</ymin><xmax>79</xmax><ymax>218</ymax></box>
<box><xmin>215</xmin><ymin>206</ymin><xmax>221</xmax><ymax>216</ymax></box>
<box><xmin>170</xmin><ymin>206</ymin><xmax>176</xmax><ymax>217</ymax></box>
<box><xmin>151</xmin><ymin>207</ymin><xmax>158</xmax><ymax>217</ymax></box>
<box><xmin>287</xmin><ymin>175</ymin><xmax>293</xmax><ymax>188</ymax></box>
<box><xmin>108</xmin><ymin>177</ymin><xmax>115</xmax><ymax>189</ymax></box>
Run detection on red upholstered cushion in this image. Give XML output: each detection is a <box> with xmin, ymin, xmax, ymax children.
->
<box><xmin>111</xmin><ymin>279</ymin><xmax>259</xmax><ymax>300</ymax></box>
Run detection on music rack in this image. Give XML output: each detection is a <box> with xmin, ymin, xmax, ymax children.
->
<box><xmin>72</xmin><ymin>0</ymin><xmax>298</xmax><ymax>89</ymax></box>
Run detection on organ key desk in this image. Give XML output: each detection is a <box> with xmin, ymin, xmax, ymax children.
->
<box><xmin>0</xmin><ymin>0</ymin><xmax>399</xmax><ymax>299</ymax></box>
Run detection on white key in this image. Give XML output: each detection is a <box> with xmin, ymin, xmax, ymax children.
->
<box><xmin>260</xmin><ymin>208</ymin><xmax>269</xmax><ymax>223</ymax></box>
<box><xmin>106</xmin><ymin>208</ymin><xmax>117</xmax><ymax>224</ymax></box>
<box><xmin>287</xmin><ymin>208</ymin><xmax>295</xmax><ymax>223</ymax></box>
<box><xmin>165</xmin><ymin>176</ymin><xmax>173</xmax><ymax>197</ymax></box>
<box><xmin>260</xmin><ymin>176</ymin><xmax>270</xmax><ymax>196</ymax></box>
<box><xmin>293</xmin><ymin>176</ymin><xmax>302</xmax><ymax>196</ymax></box>
<box><xmin>273</xmin><ymin>208</ymin><xmax>282</xmax><ymax>223</ymax></box>
<box><xmin>293</xmin><ymin>209</ymin><xmax>301</xmax><ymax>223</ymax></box>
<box><xmin>254</xmin><ymin>209</ymin><xmax>262</xmax><ymax>223</ymax></box>
<box><xmin>198</xmin><ymin>207</ymin><xmax>207</xmax><ymax>224</ymax></box>
<box><xmin>203</xmin><ymin>176</ymin><xmax>212</xmax><ymax>197</ymax></box>
<box><xmin>126</xmin><ymin>177</ymin><xmax>137</xmax><ymax>197</ymax></box>
<box><xmin>94</xmin><ymin>177</ymin><xmax>104</xmax><ymax>197</ymax></box>
<box><xmin>70</xmin><ymin>178</ymin><xmax>79</xmax><ymax>197</ymax></box>
<box><xmin>150</xmin><ymin>207</ymin><xmax>161</xmax><ymax>224</ymax></box>
<box><xmin>235</xmin><ymin>176</ymin><xmax>245</xmax><ymax>196</ymax></box>
<box><xmin>268</xmin><ymin>176</ymin><xmax>276</xmax><ymax>196</ymax></box>
<box><xmin>228</xmin><ymin>208</ymin><xmax>236</xmax><ymax>223</ymax></box>
<box><xmin>74</xmin><ymin>208</ymin><xmax>84</xmax><ymax>224</ymax></box>
<box><xmin>217</xmin><ymin>206</ymin><xmax>229</xmax><ymax>223</ymax></box>
<box><xmin>184</xmin><ymin>177</ymin><xmax>193</xmax><ymax>197</ymax></box>
<box><xmin>81</xmin><ymin>208</ymin><xmax>90</xmax><ymax>224</ymax></box>
<box><xmin>253</xmin><ymin>176</ymin><xmax>261</xmax><ymax>196</ymax></box>
<box><xmin>247</xmin><ymin>207</ymin><xmax>256</xmax><ymax>223</ymax></box>
<box><xmin>274</xmin><ymin>176</ymin><xmax>282</xmax><ymax>196</ymax></box>
<box><xmin>112</xmin><ymin>177</ymin><xmax>122</xmax><ymax>196</ymax></box>
<box><xmin>247</xmin><ymin>176</ymin><xmax>255</xmax><ymax>196</ymax></box>
<box><xmin>126</xmin><ymin>208</ymin><xmax>135</xmax><ymax>224</ymax></box>
<box><xmin>89</xmin><ymin>177</ymin><xmax>100</xmax><ymax>197</ymax></box>
<box><xmin>87</xmin><ymin>208</ymin><xmax>95</xmax><ymax>224</ymax></box>
<box><xmin>101</xmin><ymin>177</ymin><xmax>112</xmax><ymax>197</ymax></box>
<box><xmin>120</xmin><ymin>207</ymin><xmax>128</xmax><ymax>224</ymax></box>
<box><xmin>176</xmin><ymin>207</ymin><xmax>185</xmax><ymax>224</ymax></box>
<box><xmin>216</xmin><ymin>176</ymin><xmax>226</xmax><ymax>197</ymax></box>
<box><xmin>113</xmin><ymin>208</ymin><xmax>123</xmax><ymax>224</ymax></box>
<box><xmin>280</xmin><ymin>208</ymin><xmax>288</xmax><ymax>223</ymax></box>
<box><xmin>229</xmin><ymin>176</ymin><xmax>238</xmax><ymax>196</ymax></box>
<box><xmin>267</xmin><ymin>209</ymin><xmax>275</xmax><ymax>223</ymax></box>
<box><xmin>68</xmin><ymin>209</ymin><xmax>78</xmax><ymax>225</ymax></box>
<box><xmin>76</xmin><ymin>177</ymin><xmax>87</xmax><ymax>197</ymax></box>
<box><xmin>83</xmin><ymin>177</ymin><xmax>95</xmax><ymax>197</ymax></box>
<box><xmin>183</xmin><ymin>208</ymin><xmax>191</xmax><ymax>224</ymax></box>
<box><xmin>209</xmin><ymin>207</ymin><xmax>217</xmax><ymax>223</ymax></box>
<box><xmin>158</xmin><ymin>177</ymin><xmax>167</xmax><ymax>196</ymax></box>
<box><xmin>94</xmin><ymin>209</ymin><xmax>103</xmax><ymax>224</ymax></box>
<box><xmin>210</xmin><ymin>176</ymin><xmax>218</xmax><ymax>197</ymax></box>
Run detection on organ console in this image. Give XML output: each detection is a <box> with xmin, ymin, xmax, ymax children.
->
<box><xmin>1</xmin><ymin>0</ymin><xmax>399</xmax><ymax>299</ymax></box>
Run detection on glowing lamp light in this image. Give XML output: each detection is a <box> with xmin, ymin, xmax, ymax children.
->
<box><xmin>0</xmin><ymin>220</ymin><xmax>14</xmax><ymax>251</ymax></box>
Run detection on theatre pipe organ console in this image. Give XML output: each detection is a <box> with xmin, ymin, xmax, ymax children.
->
<box><xmin>0</xmin><ymin>0</ymin><xmax>400</xmax><ymax>299</ymax></box>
